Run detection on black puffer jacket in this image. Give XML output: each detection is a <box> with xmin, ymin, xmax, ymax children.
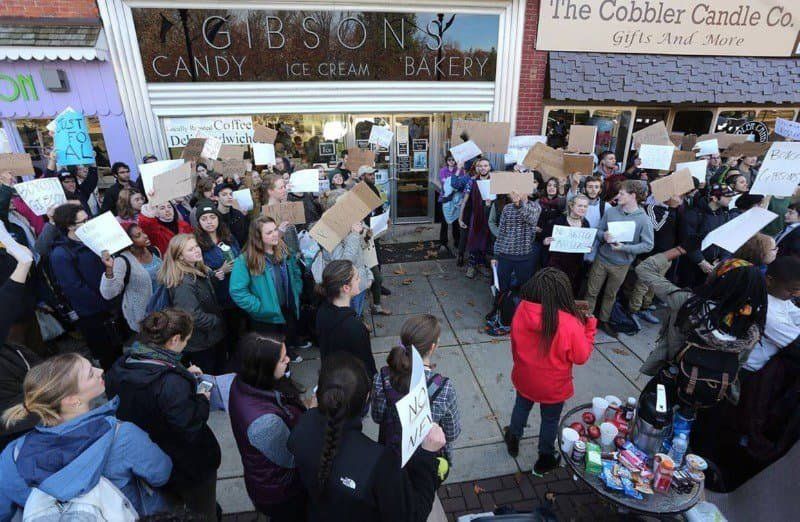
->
<box><xmin>105</xmin><ymin>346</ymin><xmax>221</xmax><ymax>485</ymax></box>
<box><xmin>683</xmin><ymin>198</ymin><xmax>732</xmax><ymax>264</ymax></box>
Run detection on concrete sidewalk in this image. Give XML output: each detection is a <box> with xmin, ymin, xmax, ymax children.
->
<box><xmin>212</xmin><ymin>250</ymin><xmax>661</xmax><ymax>515</ymax></box>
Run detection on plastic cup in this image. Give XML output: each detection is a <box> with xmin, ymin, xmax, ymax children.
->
<box><xmin>604</xmin><ymin>395</ymin><xmax>622</xmax><ymax>408</ymax></box>
<box><xmin>561</xmin><ymin>427</ymin><xmax>579</xmax><ymax>455</ymax></box>
<box><xmin>600</xmin><ymin>422</ymin><xmax>619</xmax><ymax>448</ymax></box>
<box><xmin>592</xmin><ymin>397</ymin><xmax>609</xmax><ymax>423</ymax></box>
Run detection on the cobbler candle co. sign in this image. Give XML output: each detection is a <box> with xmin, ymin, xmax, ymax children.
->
<box><xmin>132</xmin><ymin>9</ymin><xmax>499</xmax><ymax>82</ymax></box>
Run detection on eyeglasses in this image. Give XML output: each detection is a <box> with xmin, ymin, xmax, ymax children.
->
<box><xmin>73</xmin><ymin>219</ymin><xmax>88</xmax><ymax>226</ymax></box>
<box><xmin>117</xmin><ymin>170</ymin><xmax>130</xmax><ymax>174</ymax></box>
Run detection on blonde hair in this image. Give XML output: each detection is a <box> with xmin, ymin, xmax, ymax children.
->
<box><xmin>2</xmin><ymin>353</ymin><xmax>83</xmax><ymax>428</ymax></box>
<box><xmin>567</xmin><ymin>193</ymin><xmax>590</xmax><ymax>214</ymax></box>
<box><xmin>158</xmin><ymin>233</ymin><xmax>209</xmax><ymax>288</ymax></box>
<box><xmin>244</xmin><ymin>216</ymin><xmax>288</xmax><ymax>275</ymax></box>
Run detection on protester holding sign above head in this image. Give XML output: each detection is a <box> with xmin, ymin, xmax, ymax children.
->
<box><xmin>491</xmin><ymin>190</ymin><xmax>541</xmax><ymax>293</ymax></box>
<box><xmin>100</xmin><ymin>162</ymin><xmax>134</xmax><ymax>216</ymax></box>
<box><xmin>138</xmin><ymin>201</ymin><xmax>193</xmax><ymax>256</ymax></box>
<box><xmin>459</xmin><ymin>158</ymin><xmax>493</xmax><ymax>279</ymax></box>
<box><xmin>55</xmin><ymin>169</ymin><xmax>96</xmax><ymax>216</ymax></box>
<box><xmin>288</xmin><ymin>351</ymin><xmax>446</xmax><ymax>522</ymax></box>
<box><xmin>215</xmin><ymin>183</ymin><xmax>250</xmax><ymax>248</ymax></box>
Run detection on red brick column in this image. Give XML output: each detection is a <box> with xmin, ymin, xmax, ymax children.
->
<box><xmin>0</xmin><ymin>0</ymin><xmax>99</xmax><ymax>18</ymax></box>
<box><xmin>516</xmin><ymin>0</ymin><xmax>548</xmax><ymax>135</ymax></box>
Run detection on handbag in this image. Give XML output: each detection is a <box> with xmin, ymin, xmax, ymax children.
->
<box><xmin>35</xmin><ymin>310</ymin><xmax>65</xmax><ymax>342</ymax></box>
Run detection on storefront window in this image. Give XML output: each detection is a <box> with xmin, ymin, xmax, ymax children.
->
<box><xmin>589</xmin><ymin>110</ymin><xmax>631</xmax><ymax>163</ymax></box>
<box><xmin>545</xmin><ymin>109</ymin><xmax>590</xmax><ymax>149</ymax></box>
<box><xmin>14</xmin><ymin>117</ymin><xmax>110</xmax><ymax>173</ymax></box>
<box><xmin>632</xmin><ymin>109</ymin><xmax>669</xmax><ymax>133</ymax></box>
<box><xmin>253</xmin><ymin>114</ymin><xmax>348</xmax><ymax>168</ymax></box>
<box><xmin>672</xmin><ymin>110</ymin><xmax>714</xmax><ymax>136</ymax></box>
<box><xmin>755</xmin><ymin>109</ymin><xmax>797</xmax><ymax>132</ymax></box>
<box><xmin>715</xmin><ymin>110</ymin><xmax>757</xmax><ymax>133</ymax></box>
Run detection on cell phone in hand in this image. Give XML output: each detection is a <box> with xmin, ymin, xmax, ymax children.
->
<box><xmin>197</xmin><ymin>380</ymin><xmax>214</xmax><ymax>394</ymax></box>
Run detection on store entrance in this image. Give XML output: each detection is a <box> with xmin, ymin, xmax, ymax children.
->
<box><xmin>350</xmin><ymin>114</ymin><xmax>435</xmax><ymax>223</ymax></box>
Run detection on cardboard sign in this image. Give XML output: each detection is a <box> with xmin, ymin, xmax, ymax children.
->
<box><xmin>670</xmin><ymin>150</ymin><xmax>696</xmax><ymax>171</ymax></box>
<box><xmin>215</xmin><ymin>159</ymin><xmax>251</xmax><ymax>178</ymax></box>
<box><xmin>0</xmin><ymin>153</ymin><xmax>34</xmax><ymax>176</ymax></box>
<box><xmin>263</xmin><ymin>201</ymin><xmax>306</xmax><ymax>225</ymax></box>
<box><xmin>451</xmin><ymin>120</ymin><xmax>511</xmax><ymax>154</ymax></box>
<box><xmin>364</xmin><ymin>239</ymin><xmax>379</xmax><ymax>269</ymax></box>
<box><xmin>638</xmin><ymin>144</ymin><xmax>674</xmax><ymax>171</ymax></box>
<box><xmin>253</xmin><ymin>124</ymin><xmax>278</xmax><ymax>144</ymax></box>
<box><xmin>566</xmin><ymin>125</ymin><xmax>597</xmax><ymax>154</ymax></box>
<box><xmin>702</xmin><ymin>207</ymin><xmax>777</xmax><ymax>253</ymax></box>
<box><xmin>632</xmin><ymin>121</ymin><xmax>672</xmax><ymax>149</ymax></box>
<box><xmin>489</xmin><ymin>171</ymin><xmax>536</xmax><ymax>195</ymax></box>
<box><xmin>75</xmin><ymin>211</ymin><xmax>132</xmax><ymax>257</ymax></box>
<box><xmin>368</xmin><ymin>125</ymin><xmax>393</xmax><ymax>149</ymax></box>
<box><xmin>289</xmin><ymin>169</ymin><xmax>320</xmax><ymax>193</ymax></box>
<box><xmin>232</xmin><ymin>188</ymin><xmax>254</xmax><ymax>212</ymax></box>
<box><xmin>476</xmin><ymin>179</ymin><xmax>496</xmax><ymax>201</ymax></box>
<box><xmin>694</xmin><ymin>139</ymin><xmax>719</xmax><ymax>157</ymax></box>
<box><xmin>607</xmin><ymin>221</ymin><xmax>636</xmax><ymax>243</ymax></box>
<box><xmin>775</xmin><ymin>118</ymin><xmax>800</xmax><ymax>141</ymax></box>
<box><xmin>675</xmin><ymin>159</ymin><xmax>708</xmax><ymax>183</ymax></box>
<box><xmin>723</xmin><ymin>141</ymin><xmax>773</xmax><ymax>157</ymax></box>
<box><xmin>505</xmin><ymin>135</ymin><xmax>548</xmax><ymax>165</ymax></box>
<box><xmin>218</xmin><ymin>145</ymin><xmax>247</xmax><ymax>160</ymax></box>
<box><xmin>449</xmin><ymin>141</ymin><xmax>481</xmax><ymax>164</ymax></box>
<box><xmin>201</xmin><ymin>137</ymin><xmax>223</xmax><ymax>160</ymax></box>
<box><xmin>181</xmin><ymin>138</ymin><xmax>206</xmax><ymax>162</ymax></box>
<box><xmin>13</xmin><ymin>177</ymin><xmax>67</xmax><ymax>216</ymax></box>
<box><xmin>669</xmin><ymin>132</ymin><xmax>685</xmax><ymax>149</ymax></box>
<box><xmin>46</xmin><ymin>106</ymin><xmax>75</xmax><ymax>133</ymax></box>
<box><xmin>563</xmin><ymin>153</ymin><xmax>594</xmax><ymax>175</ymax></box>
<box><xmin>523</xmin><ymin>142</ymin><xmax>566</xmax><ymax>179</ymax></box>
<box><xmin>253</xmin><ymin>143</ymin><xmax>276</xmax><ymax>166</ymax></box>
<box><xmin>749</xmin><ymin>142</ymin><xmax>800</xmax><ymax>197</ymax></box>
<box><xmin>150</xmin><ymin>161</ymin><xmax>193</xmax><ymax>206</ymax></box>
<box><xmin>54</xmin><ymin>111</ymin><xmax>94</xmax><ymax>166</ymax></box>
<box><xmin>139</xmin><ymin>159</ymin><xmax>184</xmax><ymax>197</ymax></box>
<box><xmin>696</xmin><ymin>133</ymin><xmax>751</xmax><ymax>149</ymax></box>
<box><xmin>681</xmin><ymin>134</ymin><xmax>698</xmax><ymax>152</ymax></box>
<box><xmin>649</xmin><ymin>169</ymin><xmax>695</xmax><ymax>203</ymax></box>
<box><xmin>309</xmin><ymin>182</ymin><xmax>382</xmax><ymax>252</ymax></box>
<box><xmin>549</xmin><ymin>225</ymin><xmax>597</xmax><ymax>254</ymax></box>
<box><xmin>395</xmin><ymin>345</ymin><xmax>433</xmax><ymax>466</ymax></box>
<box><xmin>344</xmin><ymin>148</ymin><xmax>376</xmax><ymax>172</ymax></box>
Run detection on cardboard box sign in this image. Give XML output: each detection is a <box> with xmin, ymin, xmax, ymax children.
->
<box><xmin>217</xmin><ymin>145</ymin><xmax>247</xmax><ymax>160</ymax></box>
<box><xmin>263</xmin><ymin>201</ymin><xmax>306</xmax><ymax>225</ymax></box>
<box><xmin>632</xmin><ymin>121</ymin><xmax>673</xmax><ymax>149</ymax></box>
<box><xmin>681</xmin><ymin>134</ymin><xmax>698</xmax><ymax>152</ymax></box>
<box><xmin>723</xmin><ymin>141</ymin><xmax>773</xmax><ymax>157</ymax></box>
<box><xmin>344</xmin><ymin>148</ymin><xmax>376</xmax><ymax>173</ymax></box>
<box><xmin>0</xmin><ymin>153</ymin><xmax>34</xmax><ymax>176</ymax></box>
<box><xmin>450</xmin><ymin>120</ymin><xmax>511</xmax><ymax>154</ymax></box>
<box><xmin>695</xmin><ymin>133</ymin><xmax>751</xmax><ymax>150</ymax></box>
<box><xmin>310</xmin><ymin>182</ymin><xmax>383</xmax><ymax>252</ymax></box>
<box><xmin>563</xmin><ymin>154</ymin><xmax>594</xmax><ymax>175</ymax></box>
<box><xmin>181</xmin><ymin>138</ymin><xmax>206</xmax><ymax>162</ymax></box>
<box><xmin>215</xmin><ymin>159</ymin><xmax>252</xmax><ymax>178</ymax></box>
<box><xmin>669</xmin><ymin>150</ymin><xmax>696</xmax><ymax>171</ymax></box>
<box><xmin>253</xmin><ymin>124</ymin><xmax>278</xmax><ymax>144</ymax></box>
<box><xmin>522</xmin><ymin>143</ymin><xmax>566</xmax><ymax>179</ymax></box>
<box><xmin>149</xmin><ymin>162</ymin><xmax>193</xmax><ymax>206</ymax></box>
<box><xmin>649</xmin><ymin>169</ymin><xmax>695</xmax><ymax>203</ymax></box>
<box><xmin>489</xmin><ymin>171</ymin><xmax>536</xmax><ymax>195</ymax></box>
<box><xmin>566</xmin><ymin>125</ymin><xmax>597</xmax><ymax>154</ymax></box>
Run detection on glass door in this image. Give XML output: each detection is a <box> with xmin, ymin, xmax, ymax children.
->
<box><xmin>393</xmin><ymin>115</ymin><xmax>432</xmax><ymax>222</ymax></box>
<box><xmin>351</xmin><ymin>114</ymin><xmax>393</xmax><ymax>213</ymax></box>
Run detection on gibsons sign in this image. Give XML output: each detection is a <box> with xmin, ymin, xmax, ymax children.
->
<box><xmin>132</xmin><ymin>9</ymin><xmax>499</xmax><ymax>82</ymax></box>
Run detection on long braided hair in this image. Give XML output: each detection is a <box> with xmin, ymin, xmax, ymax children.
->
<box><xmin>520</xmin><ymin>267</ymin><xmax>584</xmax><ymax>352</ymax></box>
<box><xmin>315</xmin><ymin>352</ymin><xmax>371</xmax><ymax>499</ymax></box>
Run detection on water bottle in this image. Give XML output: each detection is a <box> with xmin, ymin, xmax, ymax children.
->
<box><xmin>668</xmin><ymin>433</ymin><xmax>688</xmax><ymax>468</ymax></box>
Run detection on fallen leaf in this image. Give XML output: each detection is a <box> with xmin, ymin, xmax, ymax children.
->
<box><xmin>402</xmin><ymin>278</ymin><xmax>413</xmax><ymax>285</ymax></box>
<box><xmin>466</xmin><ymin>299</ymin><xmax>475</xmax><ymax>307</ymax></box>
<box><xmin>376</xmin><ymin>323</ymin><xmax>384</xmax><ymax>328</ymax></box>
<box><xmin>393</xmin><ymin>267</ymin><xmax>406</xmax><ymax>275</ymax></box>
<box><xmin>490</xmin><ymin>338</ymin><xmax>503</xmax><ymax>344</ymax></box>
<box><xmin>454</xmin><ymin>311</ymin><xmax>464</xmax><ymax>319</ymax></box>
<box><xmin>485</xmin><ymin>413</ymin><xmax>498</xmax><ymax>422</ymax></box>
<box><xmin>473</xmin><ymin>484</ymin><xmax>486</xmax><ymax>495</ymax></box>
<box><xmin>612</xmin><ymin>347</ymin><xmax>629</xmax><ymax>356</ymax></box>
<box><xmin>514</xmin><ymin>471</ymin><xmax>524</xmax><ymax>485</ymax></box>
<box><xmin>438</xmin><ymin>291</ymin><xmax>448</xmax><ymax>297</ymax></box>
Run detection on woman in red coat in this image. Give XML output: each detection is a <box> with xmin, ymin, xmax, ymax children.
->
<box><xmin>504</xmin><ymin>267</ymin><xmax>597</xmax><ymax>476</ymax></box>
<box><xmin>138</xmin><ymin>201</ymin><xmax>193</xmax><ymax>256</ymax></box>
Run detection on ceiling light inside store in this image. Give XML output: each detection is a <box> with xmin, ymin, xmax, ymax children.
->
<box><xmin>323</xmin><ymin>121</ymin><xmax>347</xmax><ymax>141</ymax></box>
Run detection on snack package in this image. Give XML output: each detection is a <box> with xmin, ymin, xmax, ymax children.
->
<box><xmin>585</xmin><ymin>442</ymin><xmax>602</xmax><ymax>475</ymax></box>
<box><xmin>601</xmin><ymin>461</ymin><xmax>623</xmax><ymax>491</ymax></box>
<box><xmin>622</xmin><ymin>477</ymin><xmax>644</xmax><ymax>500</ymax></box>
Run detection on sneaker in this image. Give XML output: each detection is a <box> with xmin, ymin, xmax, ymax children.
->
<box><xmin>629</xmin><ymin>313</ymin><xmax>642</xmax><ymax>331</ymax></box>
<box><xmin>503</xmin><ymin>427</ymin><xmax>520</xmax><ymax>457</ymax></box>
<box><xmin>293</xmin><ymin>341</ymin><xmax>313</xmax><ymax>350</ymax></box>
<box><xmin>532</xmin><ymin>453</ymin><xmax>561</xmax><ymax>477</ymax></box>
<box><xmin>466</xmin><ymin>266</ymin><xmax>476</xmax><ymax>279</ymax></box>
<box><xmin>371</xmin><ymin>304</ymin><xmax>392</xmax><ymax>316</ymax></box>
<box><xmin>599</xmin><ymin>321</ymin><xmax>619</xmax><ymax>338</ymax></box>
<box><xmin>287</xmin><ymin>349</ymin><xmax>303</xmax><ymax>363</ymax></box>
<box><xmin>637</xmin><ymin>310</ymin><xmax>661</xmax><ymax>324</ymax></box>
<box><xmin>380</xmin><ymin>285</ymin><xmax>392</xmax><ymax>296</ymax></box>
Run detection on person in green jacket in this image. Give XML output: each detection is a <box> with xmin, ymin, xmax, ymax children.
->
<box><xmin>229</xmin><ymin>215</ymin><xmax>307</xmax><ymax>362</ymax></box>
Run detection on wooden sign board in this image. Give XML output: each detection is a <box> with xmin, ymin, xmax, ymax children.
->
<box><xmin>522</xmin><ymin>142</ymin><xmax>566</xmax><ymax>179</ymax></box>
<box><xmin>566</xmin><ymin>125</ymin><xmax>597</xmax><ymax>154</ymax></box>
<box><xmin>632</xmin><ymin>121</ymin><xmax>673</xmax><ymax>149</ymax></box>
<box><xmin>217</xmin><ymin>145</ymin><xmax>247</xmax><ymax>160</ymax></box>
<box><xmin>344</xmin><ymin>148</ymin><xmax>376</xmax><ymax>172</ymax></box>
<box><xmin>723</xmin><ymin>141</ymin><xmax>773</xmax><ymax>157</ymax></box>
<box><xmin>489</xmin><ymin>171</ymin><xmax>536</xmax><ymax>195</ymax></box>
<box><xmin>649</xmin><ymin>169</ymin><xmax>695</xmax><ymax>202</ymax></box>
<box><xmin>450</xmin><ymin>120</ymin><xmax>511</xmax><ymax>154</ymax></box>
<box><xmin>310</xmin><ymin>181</ymin><xmax>383</xmax><ymax>252</ymax></box>
<box><xmin>0</xmin><ymin>153</ymin><xmax>34</xmax><ymax>176</ymax></box>
<box><xmin>263</xmin><ymin>201</ymin><xmax>306</xmax><ymax>225</ymax></box>
<box><xmin>563</xmin><ymin>153</ymin><xmax>594</xmax><ymax>175</ymax></box>
<box><xmin>253</xmin><ymin>124</ymin><xmax>278</xmax><ymax>144</ymax></box>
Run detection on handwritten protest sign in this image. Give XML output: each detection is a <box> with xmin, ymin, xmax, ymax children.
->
<box><xmin>550</xmin><ymin>225</ymin><xmax>597</xmax><ymax>254</ymax></box>
<box><xmin>201</xmin><ymin>137</ymin><xmax>222</xmax><ymax>160</ymax></box>
<box><xmin>215</xmin><ymin>159</ymin><xmax>251</xmax><ymax>178</ymax></box>
<box><xmin>451</xmin><ymin>120</ymin><xmax>510</xmax><ymax>154</ymax></box>
<box><xmin>54</xmin><ymin>111</ymin><xmax>94</xmax><ymax>166</ymax></box>
<box><xmin>46</xmin><ymin>107</ymin><xmax>75</xmax><ymax>133</ymax></box>
<box><xmin>151</xmin><ymin>161</ymin><xmax>192</xmax><ymax>206</ymax></box>
<box><xmin>263</xmin><ymin>201</ymin><xmax>306</xmax><ymax>225</ymax></box>
<box><xmin>75</xmin><ymin>212</ymin><xmax>132</xmax><ymax>257</ymax></box>
<box><xmin>702</xmin><ymin>207</ymin><xmax>777</xmax><ymax>253</ymax></box>
<box><xmin>253</xmin><ymin>143</ymin><xmax>276</xmax><ymax>166</ymax></box>
<box><xmin>253</xmin><ymin>124</ymin><xmax>278</xmax><ymax>144</ymax></box>
<box><xmin>368</xmin><ymin>126</ymin><xmax>393</xmax><ymax>149</ymax></box>
<box><xmin>523</xmin><ymin>143</ymin><xmax>566</xmax><ymax>179</ymax></box>
<box><xmin>0</xmin><ymin>153</ymin><xmax>34</xmax><ymax>177</ymax></box>
<box><xmin>607</xmin><ymin>221</ymin><xmax>636</xmax><ymax>243</ymax></box>
<box><xmin>310</xmin><ymin>182</ymin><xmax>382</xmax><ymax>252</ymax></box>
<box><xmin>490</xmin><ymin>171</ymin><xmax>536</xmax><ymax>195</ymax></box>
<box><xmin>723</xmin><ymin>141</ymin><xmax>772</xmax><ymax>157</ymax></box>
<box><xmin>449</xmin><ymin>141</ymin><xmax>482</xmax><ymax>164</ymax></box>
<box><xmin>344</xmin><ymin>148</ymin><xmax>376</xmax><ymax>172</ymax></box>
<box><xmin>775</xmin><ymin>118</ymin><xmax>800</xmax><ymax>141</ymax></box>
<box><xmin>749</xmin><ymin>142</ymin><xmax>800</xmax><ymax>197</ymax></box>
<box><xmin>566</xmin><ymin>125</ymin><xmax>597</xmax><ymax>154</ymax></box>
<box><xmin>649</xmin><ymin>169</ymin><xmax>695</xmax><ymax>203</ymax></box>
<box><xmin>289</xmin><ymin>169</ymin><xmax>320</xmax><ymax>193</ymax></box>
<box><xmin>675</xmin><ymin>159</ymin><xmax>708</xmax><ymax>183</ymax></box>
<box><xmin>395</xmin><ymin>345</ymin><xmax>433</xmax><ymax>466</ymax></box>
<box><xmin>505</xmin><ymin>135</ymin><xmax>547</xmax><ymax>165</ymax></box>
<box><xmin>370</xmin><ymin>212</ymin><xmax>389</xmax><ymax>237</ymax></box>
<box><xmin>232</xmin><ymin>188</ymin><xmax>254</xmax><ymax>212</ymax></box>
<box><xmin>563</xmin><ymin>154</ymin><xmax>594</xmax><ymax>175</ymax></box>
<box><xmin>476</xmin><ymin>179</ymin><xmax>496</xmax><ymax>201</ymax></box>
<box><xmin>218</xmin><ymin>145</ymin><xmax>247</xmax><ymax>160</ymax></box>
<box><xmin>632</xmin><ymin>121</ymin><xmax>672</xmax><ymax>149</ymax></box>
<box><xmin>181</xmin><ymin>138</ymin><xmax>206</xmax><ymax>162</ymax></box>
<box><xmin>694</xmin><ymin>139</ymin><xmax>719</xmax><ymax>157</ymax></box>
<box><xmin>14</xmin><ymin>178</ymin><xmax>66</xmax><ymax>215</ymax></box>
<box><xmin>638</xmin><ymin>144</ymin><xmax>674</xmax><ymax>170</ymax></box>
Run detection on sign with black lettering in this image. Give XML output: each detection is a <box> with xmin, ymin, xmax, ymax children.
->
<box><xmin>132</xmin><ymin>9</ymin><xmax>499</xmax><ymax>82</ymax></box>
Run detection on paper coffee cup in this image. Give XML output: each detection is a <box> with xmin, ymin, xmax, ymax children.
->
<box><xmin>561</xmin><ymin>427</ymin><xmax>579</xmax><ymax>454</ymax></box>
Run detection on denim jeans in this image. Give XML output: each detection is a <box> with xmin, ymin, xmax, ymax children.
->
<box><xmin>351</xmin><ymin>289</ymin><xmax>367</xmax><ymax>317</ymax></box>
<box><xmin>496</xmin><ymin>252</ymin><xmax>538</xmax><ymax>292</ymax></box>
<box><xmin>509</xmin><ymin>394</ymin><xmax>564</xmax><ymax>456</ymax></box>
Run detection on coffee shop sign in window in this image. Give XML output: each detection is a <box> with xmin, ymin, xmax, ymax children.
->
<box><xmin>131</xmin><ymin>9</ymin><xmax>499</xmax><ymax>82</ymax></box>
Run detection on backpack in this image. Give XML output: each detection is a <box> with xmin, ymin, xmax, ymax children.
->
<box><xmin>378</xmin><ymin>368</ymin><xmax>449</xmax><ymax>454</ymax></box>
<box><xmin>609</xmin><ymin>299</ymin><xmax>639</xmax><ymax>335</ymax></box>
<box><xmin>145</xmin><ymin>284</ymin><xmax>172</xmax><ymax>314</ymax></box>
<box><xmin>13</xmin><ymin>424</ymin><xmax>138</xmax><ymax>522</ymax></box>
<box><xmin>675</xmin><ymin>342</ymin><xmax>741</xmax><ymax>409</ymax></box>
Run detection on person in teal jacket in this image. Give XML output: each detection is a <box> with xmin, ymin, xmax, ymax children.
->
<box><xmin>230</xmin><ymin>215</ymin><xmax>307</xmax><ymax>362</ymax></box>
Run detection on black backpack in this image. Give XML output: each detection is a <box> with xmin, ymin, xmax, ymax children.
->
<box><xmin>675</xmin><ymin>342</ymin><xmax>741</xmax><ymax>408</ymax></box>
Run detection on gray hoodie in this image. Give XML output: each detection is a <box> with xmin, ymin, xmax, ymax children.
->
<box><xmin>596</xmin><ymin>205</ymin><xmax>654</xmax><ymax>266</ymax></box>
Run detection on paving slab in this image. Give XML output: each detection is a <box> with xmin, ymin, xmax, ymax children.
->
<box><xmin>593</xmin><ymin>342</ymin><xmax>649</xmax><ymax>391</ymax></box>
<box><xmin>446</xmin><ymin>442</ymin><xmax>521</xmax><ymax>484</ymax></box>
<box><xmin>217</xmin><ymin>477</ymin><xmax>255</xmax><ymax>514</ymax></box>
<box><xmin>428</xmin><ymin>272</ymin><xmax>493</xmax><ymax>332</ymax></box>
<box><xmin>382</xmin><ymin>261</ymin><xmax>444</xmax><ymax>276</ymax></box>
<box><xmin>209</xmin><ymin>411</ymin><xmax>242</xmax><ymax>480</ymax></box>
<box><xmin>382</xmin><ymin>274</ymin><xmax>443</xmax><ymax>314</ymax></box>
<box><xmin>372</xmin><ymin>310</ymin><xmax>457</xmax><ymax>346</ymax></box>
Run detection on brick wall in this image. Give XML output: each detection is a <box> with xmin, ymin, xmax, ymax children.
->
<box><xmin>0</xmin><ymin>0</ymin><xmax>99</xmax><ymax>19</ymax></box>
<box><xmin>515</xmin><ymin>0</ymin><xmax>548</xmax><ymax>135</ymax></box>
